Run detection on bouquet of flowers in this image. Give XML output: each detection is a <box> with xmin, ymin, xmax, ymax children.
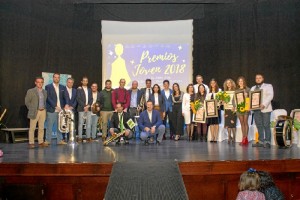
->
<box><xmin>190</xmin><ymin>100</ymin><xmax>203</xmax><ymax>114</ymax></box>
<box><xmin>215</xmin><ymin>91</ymin><xmax>230</xmax><ymax>103</ymax></box>
<box><xmin>294</xmin><ymin>119</ymin><xmax>300</xmax><ymax>131</ymax></box>
<box><xmin>237</xmin><ymin>101</ymin><xmax>246</xmax><ymax>114</ymax></box>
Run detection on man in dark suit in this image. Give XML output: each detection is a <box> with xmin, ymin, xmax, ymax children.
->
<box><xmin>25</xmin><ymin>76</ymin><xmax>48</xmax><ymax>148</ymax></box>
<box><xmin>140</xmin><ymin>79</ymin><xmax>152</xmax><ymax>109</ymax></box>
<box><xmin>138</xmin><ymin>101</ymin><xmax>165</xmax><ymax>145</ymax></box>
<box><xmin>109</xmin><ymin>103</ymin><xmax>133</xmax><ymax>144</ymax></box>
<box><xmin>161</xmin><ymin>80</ymin><xmax>174</xmax><ymax>139</ymax></box>
<box><xmin>45</xmin><ymin>73</ymin><xmax>66</xmax><ymax>145</ymax></box>
<box><xmin>76</xmin><ymin>76</ymin><xmax>93</xmax><ymax>142</ymax></box>
<box><xmin>63</xmin><ymin>77</ymin><xmax>77</xmax><ymax>141</ymax></box>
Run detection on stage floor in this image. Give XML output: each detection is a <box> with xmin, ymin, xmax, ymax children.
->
<box><xmin>1</xmin><ymin>139</ymin><xmax>300</xmax><ymax>164</ymax></box>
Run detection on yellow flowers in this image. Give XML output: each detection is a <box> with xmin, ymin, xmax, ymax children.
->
<box><xmin>190</xmin><ymin>100</ymin><xmax>203</xmax><ymax>114</ymax></box>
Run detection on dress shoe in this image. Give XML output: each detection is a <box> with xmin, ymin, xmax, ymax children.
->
<box><xmin>77</xmin><ymin>138</ymin><xmax>83</xmax><ymax>143</ymax></box>
<box><xmin>252</xmin><ymin>142</ymin><xmax>264</xmax><ymax>147</ymax></box>
<box><xmin>144</xmin><ymin>140</ymin><xmax>149</xmax><ymax>146</ymax></box>
<box><xmin>264</xmin><ymin>143</ymin><xmax>271</xmax><ymax>148</ymax></box>
<box><xmin>156</xmin><ymin>140</ymin><xmax>161</xmax><ymax>145</ymax></box>
<box><xmin>39</xmin><ymin>142</ymin><xmax>49</xmax><ymax>147</ymax></box>
<box><xmin>86</xmin><ymin>138</ymin><xmax>92</xmax><ymax>143</ymax></box>
<box><xmin>125</xmin><ymin>140</ymin><xmax>129</xmax><ymax>145</ymax></box>
<box><xmin>44</xmin><ymin>141</ymin><xmax>50</xmax><ymax>145</ymax></box>
<box><xmin>28</xmin><ymin>144</ymin><xmax>35</xmax><ymax>149</ymax></box>
<box><xmin>57</xmin><ymin>140</ymin><xmax>67</xmax><ymax>145</ymax></box>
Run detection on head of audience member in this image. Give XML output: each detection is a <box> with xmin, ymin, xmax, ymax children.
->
<box><xmin>66</xmin><ymin>78</ymin><xmax>74</xmax><ymax>89</ymax></box>
<box><xmin>238</xmin><ymin>168</ymin><xmax>261</xmax><ymax>192</ymax></box>
<box><xmin>237</xmin><ymin>76</ymin><xmax>247</xmax><ymax>89</ymax></box>
<box><xmin>209</xmin><ymin>78</ymin><xmax>219</xmax><ymax>93</ymax></box>
<box><xmin>35</xmin><ymin>77</ymin><xmax>44</xmax><ymax>89</ymax></box>
<box><xmin>145</xmin><ymin>79</ymin><xmax>152</xmax><ymax>89</ymax></box>
<box><xmin>257</xmin><ymin>171</ymin><xmax>284</xmax><ymax>199</ymax></box>
<box><xmin>131</xmin><ymin>80</ymin><xmax>138</xmax><ymax>90</ymax></box>
<box><xmin>146</xmin><ymin>100</ymin><xmax>153</xmax><ymax>112</ymax></box>
<box><xmin>195</xmin><ymin>75</ymin><xmax>204</xmax><ymax>85</ymax></box>
<box><xmin>198</xmin><ymin>84</ymin><xmax>206</xmax><ymax>96</ymax></box>
<box><xmin>172</xmin><ymin>83</ymin><xmax>181</xmax><ymax>95</ymax></box>
<box><xmin>91</xmin><ymin>83</ymin><xmax>98</xmax><ymax>92</ymax></box>
<box><xmin>81</xmin><ymin>76</ymin><xmax>88</xmax><ymax>87</ymax></box>
<box><xmin>53</xmin><ymin>73</ymin><xmax>60</xmax><ymax>85</ymax></box>
<box><xmin>255</xmin><ymin>74</ymin><xmax>264</xmax><ymax>85</ymax></box>
<box><xmin>105</xmin><ymin>79</ymin><xmax>112</xmax><ymax>90</ymax></box>
<box><xmin>163</xmin><ymin>80</ymin><xmax>170</xmax><ymax>90</ymax></box>
<box><xmin>152</xmin><ymin>84</ymin><xmax>161</xmax><ymax>94</ymax></box>
<box><xmin>186</xmin><ymin>84</ymin><xmax>194</xmax><ymax>94</ymax></box>
<box><xmin>223</xmin><ymin>79</ymin><xmax>236</xmax><ymax>91</ymax></box>
<box><xmin>119</xmin><ymin>78</ymin><xmax>126</xmax><ymax>88</ymax></box>
<box><xmin>115</xmin><ymin>103</ymin><xmax>124</xmax><ymax>113</ymax></box>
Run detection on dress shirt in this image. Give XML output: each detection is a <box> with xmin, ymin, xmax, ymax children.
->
<box><xmin>82</xmin><ymin>86</ymin><xmax>88</xmax><ymax>105</ymax></box>
<box><xmin>147</xmin><ymin>111</ymin><xmax>152</xmax><ymax>123</ymax></box>
<box><xmin>38</xmin><ymin>89</ymin><xmax>45</xmax><ymax>109</ymax></box>
<box><xmin>154</xmin><ymin>93</ymin><xmax>159</xmax><ymax>105</ymax></box>
<box><xmin>130</xmin><ymin>90</ymin><xmax>138</xmax><ymax>107</ymax></box>
<box><xmin>67</xmin><ymin>87</ymin><xmax>72</xmax><ymax>99</ymax></box>
<box><xmin>53</xmin><ymin>83</ymin><xmax>61</xmax><ymax>111</ymax></box>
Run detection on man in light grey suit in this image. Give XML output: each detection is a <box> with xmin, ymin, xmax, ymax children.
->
<box><xmin>251</xmin><ymin>74</ymin><xmax>274</xmax><ymax>148</ymax></box>
<box><xmin>25</xmin><ymin>77</ymin><xmax>48</xmax><ymax>148</ymax></box>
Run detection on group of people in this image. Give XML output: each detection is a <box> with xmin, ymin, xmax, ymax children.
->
<box><xmin>25</xmin><ymin>72</ymin><xmax>274</xmax><ymax>148</ymax></box>
<box><xmin>236</xmin><ymin>168</ymin><xmax>284</xmax><ymax>200</ymax></box>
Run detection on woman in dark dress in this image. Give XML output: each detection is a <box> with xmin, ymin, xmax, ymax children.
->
<box><xmin>194</xmin><ymin>84</ymin><xmax>208</xmax><ymax>142</ymax></box>
<box><xmin>172</xmin><ymin>83</ymin><xmax>184</xmax><ymax>141</ymax></box>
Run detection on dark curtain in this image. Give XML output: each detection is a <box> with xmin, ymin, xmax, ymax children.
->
<box><xmin>1</xmin><ymin>0</ymin><xmax>299</xmax><ymax>127</ymax></box>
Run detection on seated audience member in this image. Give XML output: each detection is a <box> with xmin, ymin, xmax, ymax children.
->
<box><xmin>236</xmin><ymin>168</ymin><xmax>265</xmax><ymax>200</ymax></box>
<box><xmin>257</xmin><ymin>171</ymin><xmax>285</xmax><ymax>200</ymax></box>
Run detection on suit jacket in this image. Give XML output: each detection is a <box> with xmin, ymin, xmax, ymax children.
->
<box><xmin>138</xmin><ymin>109</ymin><xmax>163</xmax><ymax>131</ymax></box>
<box><xmin>25</xmin><ymin>87</ymin><xmax>47</xmax><ymax>119</ymax></box>
<box><xmin>63</xmin><ymin>87</ymin><xmax>77</xmax><ymax>111</ymax></box>
<box><xmin>161</xmin><ymin>89</ymin><xmax>173</xmax><ymax>112</ymax></box>
<box><xmin>141</xmin><ymin>87</ymin><xmax>152</xmax><ymax>101</ymax></box>
<box><xmin>128</xmin><ymin>89</ymin><xmax>143</xmax><ymax>108</ymax></box>
<box><xmin>110</xmin><ymin>111</ymin><xmax>132</xmax><ymax>130</ymax></box>
<box><xmin>251</xmin><ymin>83</ymin><xmax>274</xmax><ymax>113</ymax></box>
<box><xmin>92</xmin><ymin>91</ymin><xmax>102</xmax><ymax>116</ymax></box>
<box><xmin>45</xmin><ymin>83</ymin><xmax>65</xmax><ymax>113</ymax></box>
<box><xmin>76</xmin><ymin>87</ymin><xmax>93</xmax><ymax>112</ymax></box>
<box><xmin>149</xmin><ymin>93</ymin><xmax>165</xmax><ymax>112</ymax></box>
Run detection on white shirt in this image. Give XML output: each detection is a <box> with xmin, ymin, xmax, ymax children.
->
<box><xmin>154</xmin><ymin>93</ymin><xmax>159</xmax><ymax>105</ymax></box>
<box><xmin>82</xmin><ymin>86</ymin><xmax>88</xmax><ymax>105</ymax></box>
<box><xmin>147</xmin><ymin>111</ymin><xmax>152</xmax><ymax>123</ymax></box>
<box><xmin>182</xmin><ymin>93</ymin><xmax>191</xmax><ymax>112</ymax></box>
<box><xmin>53</xmin><ymin>83</ymin><xmax>61</xmax><ymax>111</ymax></box>
<box><xmin>145</xmin><ymin>88</ymin><xmax>152</xmax><ymax>101</ymax></box>
<box><xmin>67</xmin><ymin>87</ymin><xmax>72</xmax><ymax>99</ymax></box>
<box><xmin>164</xmin><ymin>89</ymin><xmax>170</xmax><ymax>99</ymax></box>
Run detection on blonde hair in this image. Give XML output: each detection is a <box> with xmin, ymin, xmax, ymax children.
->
<box><xmin>223</xmin><ymin>79</ymin><xmax>236</xmax><ymax>91</ymax></box>
<box><xmin>238</xmin><ymin>171</ymin><xmax>261</xmax><ymax>191</ymax></box>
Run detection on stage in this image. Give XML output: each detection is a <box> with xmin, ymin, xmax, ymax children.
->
<box><xmin>0</xmin><ymin>139</ymin><xmax>300</xmax><ymax>199</ymax></box>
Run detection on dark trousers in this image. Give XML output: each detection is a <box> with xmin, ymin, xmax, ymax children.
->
<box><xmin>172</xmin><ymin>104</ymin><xmax>184</xmax><ymax>135</ymax></box>
<box><xmin>163</xmin><ymin>110</ymin><xmax>174</xmax><ymax>137</ymax></box>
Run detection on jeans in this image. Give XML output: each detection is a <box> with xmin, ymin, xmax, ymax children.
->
<box><xmin>253</xmin><ymin>110</ymin><xmax>271</xmax><ymax>144</ymax></box>
<box><xmin>78</xmin><ymin>111</ymin><xmax>92</xmax><ymax>139</ymax></box>
<box><xmin>140</xmin><ymin>125</ymin><xmax>165</xmax><ymax>143</ymax></box>
<box><xmin>91</xmin><ymin>114</ymin><xmax>99</xmax><ymax>139</ymax></box>
<box><xmin>46</xmin><ymin>112</ymin><xmax>63</xmax><ymax>144</ymax></box>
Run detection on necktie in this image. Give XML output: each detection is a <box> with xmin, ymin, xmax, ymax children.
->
<box><xmin>119</xmin><ymin>114</ymin><xmax>124</xmax><ymax>132</ymax></box>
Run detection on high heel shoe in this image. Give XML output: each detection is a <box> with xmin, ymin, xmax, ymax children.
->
<box><xmin>239</xmin><ymin>137</ymin><xmax>246</xmax><ymax>146</ymax></box>
<box><xmin>244</xmin><ymin>137</ymin><xmax>249</xmax><ymax>145</ymax></box>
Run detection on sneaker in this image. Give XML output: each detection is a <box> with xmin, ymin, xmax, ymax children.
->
<box><xmin>38</xmin><ymin>142</ymin><xmax>49</xmax><ymax>147</ymax></box>
<box><xmin>28</xmin><ymin>144</ymin><xmax>35</xmax><ymax>149</ymax></box>
<box><xmin>252</xmin><ymin>142</ymin><xmax>264</xmax><ymax>147</ymax></box>
<box><xmin>58</xmin><ymin>140</ymin><xmax>67</xmax><ymax>145</ymax></box>
<box><xmin>264</xmin><ymin>143</ymin><xmax>271</xmax><ymax>148</ymax></box>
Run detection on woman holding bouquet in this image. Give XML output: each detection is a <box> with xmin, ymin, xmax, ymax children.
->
<box><xmin>194</xmin><ymin>84</ymin><xmax>208</xmax><ymax>142</ymax></box>
<box><xmin>182</xmin><ymin>84</ymin><xmax>195</xmax><ymax>141</ymax></box>
<box><xmin>172</xmin><ymin>83</ymin><xmax>184</xmax><ymax>141</ymax></box>
<box><xmin>223</xmin><ymin>79</ymin><xmax>237</xmax><ymax>144</ymax></box>
<box><xmin>206</xmin><ymin>79</ymin><xmax>222</xmax><ymax>143</ymax></box>
<box><xmin>236</xmin><ymin>76</ymin><xmax>250</xmax><ymax>145</ymax></box>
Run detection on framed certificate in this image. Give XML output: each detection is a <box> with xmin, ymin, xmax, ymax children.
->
<box><xmin>205</xmin><ymin>99</ymin><xmax>218</xmax><ymax>118</ymax></box>
<box><xmin>235</xmin><ymin>90</ymin><xmax>245</xmax><ymax>105</ymax></box>
<box><xmin>193</xmin><ymin>107</ymin><xmax>206</xmax><ymax>123</ymax></box>
<box><xmin>249</xmin><ymin>90</ymin><xmax>262</xmax><ymax>110</ymax></box>
<box><xmin>224</xmin><ymin>91</ymin><xmax>235</xmax><ymax>110</ymax></box>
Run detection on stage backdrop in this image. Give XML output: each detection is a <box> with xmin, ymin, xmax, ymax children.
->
<box><xmin>102</xmin><ymin>20</ymin><xmax>193</xmax><ymax>88</ymax></box>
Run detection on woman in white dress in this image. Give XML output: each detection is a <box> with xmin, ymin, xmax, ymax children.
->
<box><xmin>182</xmin><ymin>84</ymin><xmax>195</xmax><ymax>141</ymax></box>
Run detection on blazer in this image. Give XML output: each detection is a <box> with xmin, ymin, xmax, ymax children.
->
<box><xmin>140</xmin><ymin>87</ymin><xmax>152</xmax><ymax>101</ymax></box>
<box><xmin>25</xmin><ymin>87</ymin><xmax>47</xmax><ymax>119</ymax></box>
<box><xmin>161</xmin><ymin>89</ymin><xmax>173</xmax><ymax>112</ymax></box>
<box><xmin>110</xmin><ymin>111</ymin><xmax>132</xmax><ymax>130</ymax></box>
<box><xmin>128</xmin><ymin>89</ymin><xmax>143</xmax><ymax>108</ymax></box>
<box><xmin>45</xmin><ymin>83</ymin><xmax>65</xmax><ymax>113</ymax></box>
<box><xmin>76</xmin><ymin>87</ymin><xmax>93</xmax><ymax>112</ymax></box>
<box><xmin>63</xmin><ymin>87</ymin><xmax>77</xmax><ymax>111</ymax></box>
<box><xmin>251</xmin><ymin>83</ymin><xmax>274</xmax><ymax>113</ymax></box>
<box><xmin>138</xmin><ymin>109</ymin><xmax>163</xmax><ymax>131</ymax></box>
<box><xmin>149</xmin><ymin>93</ymin><xmax>165</xmax><ymax>112</ymax></box>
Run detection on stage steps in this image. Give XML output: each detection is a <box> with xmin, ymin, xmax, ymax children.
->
<box><xmin>104</xmin><ymin>161</ymin><xmax>188</xmax><ymax>200</ymax></box>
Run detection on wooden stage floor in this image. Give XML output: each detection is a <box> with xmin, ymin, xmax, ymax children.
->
<box><xmin>0</xmin><ymin>139</ymin><xmax>300</xmax><ymax>199</ymax></box>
